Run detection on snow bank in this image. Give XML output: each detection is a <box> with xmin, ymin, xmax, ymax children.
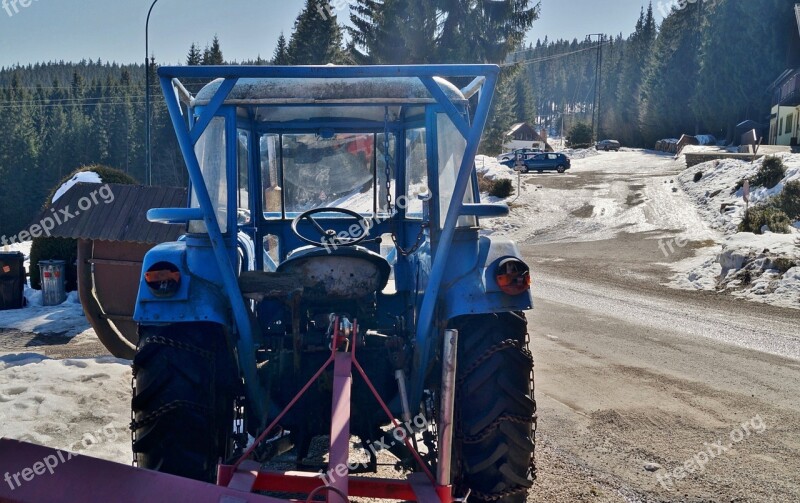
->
<box><xmin>475</xmin><ymin>155</ymin><xmax>516</xmax><ymax>181</ymax></box>
<box><xmin>51</xmin><ymin>171</ymin><xmax>102</xmax><ymax>203</ymax></box>
<box><xmin>0</xmin><ymin>353</ymin><xmax>132</xmax><ymax>464</ymax></box>
<box><xmin>671</xmin><ymin>154</ymin><xmax>800</xmax><ymax>308</ymax></box>
<box><xmin>0</xmin><ymin>294</ymin><xmax>87</xmax><ymax>337</ymax></box>
<box><xmin>560</xmin><ymin>148</ymin><xmax>599</xmax><ymax>160</ymax></box>
<box><xmin>678</xmin><ymin>153</ymin><xmax>800</xmax><ymax>234</ymax></box>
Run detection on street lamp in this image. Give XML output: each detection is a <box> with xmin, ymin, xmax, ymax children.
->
<box><xmin>587</xmin><ymin>33</ymin><xmax>603</xmax><ymax>144</ymax></box>
<box><xmin>145</xmin><ymin>0</ymin><xmax>160</xmax><ymax>186</ymax></box>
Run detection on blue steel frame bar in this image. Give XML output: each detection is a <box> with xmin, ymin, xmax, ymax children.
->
<box><xmin>158</xmin><ymin>74</ymin><xmax>269</xmax><ymax>425</ymax></box>
<box><xmin>410</xmin><ymin>72</ymin><xmax>498</xmax><ymax>406</ymax></box>
<box><xmin>156</xmin><ymin>64</ymin><xmax>499</xmax><ymax>418</ymax></box>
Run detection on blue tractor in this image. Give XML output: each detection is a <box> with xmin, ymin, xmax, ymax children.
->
<box><xmin>132</xmin><ymin>65</ymin><xmax>535</xmax><ymax>502</ymax></box>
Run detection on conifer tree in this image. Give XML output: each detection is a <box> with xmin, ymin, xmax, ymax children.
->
<box><xmin>187</xmin><ymin>43</ymin><xmax>202</xmax><ymax>65</ymax></box>
<box><xmin>202</xmin><ymin>36</ymin><xmax>224</xmax><ymax>65</ymax></box>
<box><xmin>272</xmin><ymin>33</ymin><xmax>290</xmax><ymax>65</ymax></box>
<box><xmin>286</xmin><ymin>1</ymin><xmax>345</xmax><ymax>65</ymax></box>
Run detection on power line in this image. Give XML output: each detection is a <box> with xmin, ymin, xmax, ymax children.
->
<box><xmin>0</xmin><ymin>100</ymin><xmax>148</xmax><ymax>110</ymax></box>
<box><xmin>502</xmin><ymin>40</ymin><xmax>613</xmax><ymax>67</ymax></box>
<box><xmin>0</xmin><ymin>94</ymin><xmax>149</xmax><ymax>105</ymax></box>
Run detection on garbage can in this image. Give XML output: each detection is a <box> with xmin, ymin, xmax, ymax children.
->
<box><xmin>0</xmin><ymin>252</ymin><xmax>25</xmax><ymax>311</ymax></box>
<box><xmin>39</xmin><ymin>260</ymin><xmax>67</xmax><ymax>306</ymax></box>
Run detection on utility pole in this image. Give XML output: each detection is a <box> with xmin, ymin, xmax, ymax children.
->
<box><xmin>145</xmin><ymin>0</ymin><xmax>160</xmax><ymax>187</ymax></box>
<box><xmin>587</xmin><ymin>34</ymin><xmax>603</xmax><ymax>144</ymax></box>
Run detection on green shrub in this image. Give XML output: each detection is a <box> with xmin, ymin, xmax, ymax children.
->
<box><xmin>477</xmin><ymin>172</ymin><xmax>493</xmax><ymax>194</ymax></box>
<box><xmin>567</xmin><ymin>122</ymin><xmax>593</xmax><ymax>148</ymax></box>
<box><xmin>751</xmin><ymin>156</ymin><xmax>786</xmax><ymax>189</ymax></box>
<box><xmin>739</xmin><ymin>205</ymin><xmax>792</xmax><ymax>234</ymax></box>
<box><xmin>29</xmin><ymin>165</ymin><xmax>137</xmax><ymax>290</ymax></box>
<box><xmin>694</xmin><ymin>171</ymin><xmax>703</xmax><ymax>183</ymax></box>
<box><xmin>770</xmin><ymin>257</ymin><xmax>797</xmax><ymax>274</ymax></box>
<box><xmin>778</xmin><ymin>180</ymin><xmax>800</xmax><ymax>221</ymax></box>
<box><xmin>489</xmin><ymin>178</ymin><xmax>515</xmax><ymax>199</ymax></box>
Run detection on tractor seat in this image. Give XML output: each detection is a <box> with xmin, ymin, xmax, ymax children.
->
<box><xmin>277</xmin><ymin>246</ymin><xmax>391</xmax><ymax>300</ymax></box>
<box><xmin>239</xmin><ymin>246</ymin><xmax>391</xmax><ymax>302</ymax></box>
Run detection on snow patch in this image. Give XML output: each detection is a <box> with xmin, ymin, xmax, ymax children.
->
<box><xmin>0</xmin><ymin>354</ymin><xmax>131</xmax><ymax>464</ymax></box>
<box><xmin>51</xmin><ymin>171</ymin><xmax>102</xmax><ymax>203</ymax></box>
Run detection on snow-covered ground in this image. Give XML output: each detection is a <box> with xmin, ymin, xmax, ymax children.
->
<box><xmin>0</xmin><ymin>240</ymin><xmax>132</xmax><ymax>464</ymax></box>
<box><xmin>0</xmin><ymin>353</ymin><xmax>132</xmax><ymax>463</ymax></box>
<box><xmin>479</xmin><ymin>149</ymin><xmax>799</xmax><ymax>309</ymax></box>
<box><xmin>477</xmin><ymin>149</ymin><xmax>716</xmax><ymax>245</ymax></box>
<box><xmin>0</xmin><ymin>241</ymin><xmax>89</xmax><ymax>337</ymax></box>
<box><xmin>671</xmin><ymin>153</ymin><xmax>799</xmax><ymax>308</ymax></box>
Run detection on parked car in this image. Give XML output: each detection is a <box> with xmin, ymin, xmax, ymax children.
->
<box><xmin>596</xmin><ymin>139</ymin><xmax>621</xmax><ymax>151</ymax></box>
<box><xmin>497</xmin><ymin>147</ymin><xmax>543</xmax><ymax>162</ymax></box>
<box><xmin>502</xmin><ymin>152</ymin><xmax>571</xmax><ymax>173</ymax></box>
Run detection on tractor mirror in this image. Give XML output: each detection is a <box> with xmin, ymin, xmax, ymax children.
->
<box><xmin>148</xmin><ymin>207</ymin><xmax>205</xmax><ymax>224</ymax></box>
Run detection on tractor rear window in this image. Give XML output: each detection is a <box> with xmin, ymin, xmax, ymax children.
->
<box><xmin>281</xmin><ymin>134</ymin><xmax>376</xmax><ymax>217</ymax></box>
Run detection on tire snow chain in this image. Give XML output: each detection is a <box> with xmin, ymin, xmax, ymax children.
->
<box><xmin>456</xmin><ymin>339</ymin><xmax>532</xmax><ymax>387</ymax></box>
<box><xmin>130</xmin><ymin>335</ymin><xmax>216</xmax><ymax>466</ymax></box>
<box><xmin>461</xmin><ymin>413</ymin><xmax>533</xmax><ymax>444</ymax></box>
<box><xmin>526</xmin><ymin>328</ymin><xmax>537</xmax><ymax>484</ymax></box>
<box><xmin>456</xmin><ymin>337</ymin><xmax>538</xmax><ymax>501</ymax></box>
<box><xmin>129</xmin><ymin>400</ymin><xmax>212</xmax><ymax>431</ymax></box>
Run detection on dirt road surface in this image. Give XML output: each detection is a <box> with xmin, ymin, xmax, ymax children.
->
<box><xmin>520</xmin><ymin>151</ymin><xmax>800</xmax><ymax>502</ymax></box>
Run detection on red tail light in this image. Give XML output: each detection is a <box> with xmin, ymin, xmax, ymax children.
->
<box><xmin>144</xmin><ymin>262</ymin><xmax>181</xmax><ymax>297</ymax></box>
<box><xmin>495</xmin><ymin>258</ymin><xmax>531</xmax><ymax>296</ymax></box>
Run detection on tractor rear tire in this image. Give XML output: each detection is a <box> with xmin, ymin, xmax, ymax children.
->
<box><xmin>450</xmin><ymin>312</ymin><xmax>536</xmax><ymax>503</ymax></box>
<box><xmin>131</xmin><ymin>323</ymin><xmax>239</xmax><ymax>482</ymax></box>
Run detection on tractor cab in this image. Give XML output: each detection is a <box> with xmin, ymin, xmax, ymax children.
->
<box><xmin>186</xmin><ymin>76</ymin><xmax>479</xmax><ymax>282</ymax></box>
<box><xmin>129</xmin><ymin>66</ymin><xmax>534</xmax><ymax>503</ymax></box>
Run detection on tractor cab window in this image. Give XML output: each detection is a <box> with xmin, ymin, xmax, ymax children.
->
<box><xmin>260</xmin><ymin>133</ymin><xmax>282</xmax><ymax>218</ymax></box>
<box><xmin>405</xmin><ymin>127</ymin><xmax>428</xmax><ymax>219</ymax></box>
<box><xmin>237</xmin><ymin>129</ymin><xmax>251</xmax><ymax>225</ymax></box>
<box><xmin>282</xmin><ymin>133</ymin><xmax>375</xmax><ymax>216</ymax></box>
<box><xmin>437</xmin><ymin>114</ymin><xmax>476</xmax><ymax>228</ymax></box>
<box><xmin>190</xmin><ymin>116</ymin><xmax>228</xmax><ymax>234</ymax></box>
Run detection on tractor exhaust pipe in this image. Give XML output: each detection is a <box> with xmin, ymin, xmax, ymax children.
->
<box><xmin>437</xmin><ymin>329</ymin><xmax>458</xmax><ymax>487</ymax></box>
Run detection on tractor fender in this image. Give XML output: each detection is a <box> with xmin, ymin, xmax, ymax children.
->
<box><xmin>133</xmin><ymin>240</ymin><xmax>232</xmax><ymax>326</ymax></box>
<box><xmin>440</xmin><ymin>235</ymin><xmax>533</xmax><ymax>320</ymax></box>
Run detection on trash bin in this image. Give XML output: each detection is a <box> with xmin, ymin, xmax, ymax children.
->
<box><xmin>39</xmin><ymin>260</ymin><xmax>67</xmax><ymax>306</ymax></box>
<box><xmin>0</xmin><ymin>252</ymin><xmax>26</xmax><ymax>311</ymax></box>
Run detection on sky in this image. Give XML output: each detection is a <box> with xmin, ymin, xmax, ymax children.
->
<box><xmin>0</xmin><ymin>0</ymin><xmax>666</xmax><ymax>68</ymax></box>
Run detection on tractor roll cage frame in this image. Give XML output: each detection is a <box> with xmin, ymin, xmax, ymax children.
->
<box><xmin>153</xmin><ymin>64</ymin><xmax>499</xmax><ymax>426</ymax></box>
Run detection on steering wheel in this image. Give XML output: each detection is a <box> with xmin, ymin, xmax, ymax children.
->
<box><xmin>291</xmin><ymin>207</ymin><xmax>371</xmax><ymax>248</ymax></box>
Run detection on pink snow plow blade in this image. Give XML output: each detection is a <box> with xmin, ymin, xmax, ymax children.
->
<box><xmin>0</xmin><ymin>438</ymin><xmax>271</xmax><ymax>503</ymax></box>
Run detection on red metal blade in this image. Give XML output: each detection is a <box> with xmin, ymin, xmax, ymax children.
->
<box><xmin>0</xmin><ymin>438</ymin><xmax>274</xmax><ymax>503</ymax></box>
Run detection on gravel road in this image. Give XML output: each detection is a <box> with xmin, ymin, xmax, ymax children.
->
<box><xmin>518</xmin><ymin>151</ymin><xmax>800</xmax><ymax>502</ymax></box>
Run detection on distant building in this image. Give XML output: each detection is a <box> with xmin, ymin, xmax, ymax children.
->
<box><xmin>767</xmin><ymin>4</ymin><xmax>800</xmax><ymax>146</ymax></box>
<box><xmin>769</xmin><ymin>69</ymin><xmax>800</xmax><ymax>146</ymax></box>
<box><xmin>503</xmin><ymin>122</ymin><xmax>552</xmax><ymax>151</ymax></box>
